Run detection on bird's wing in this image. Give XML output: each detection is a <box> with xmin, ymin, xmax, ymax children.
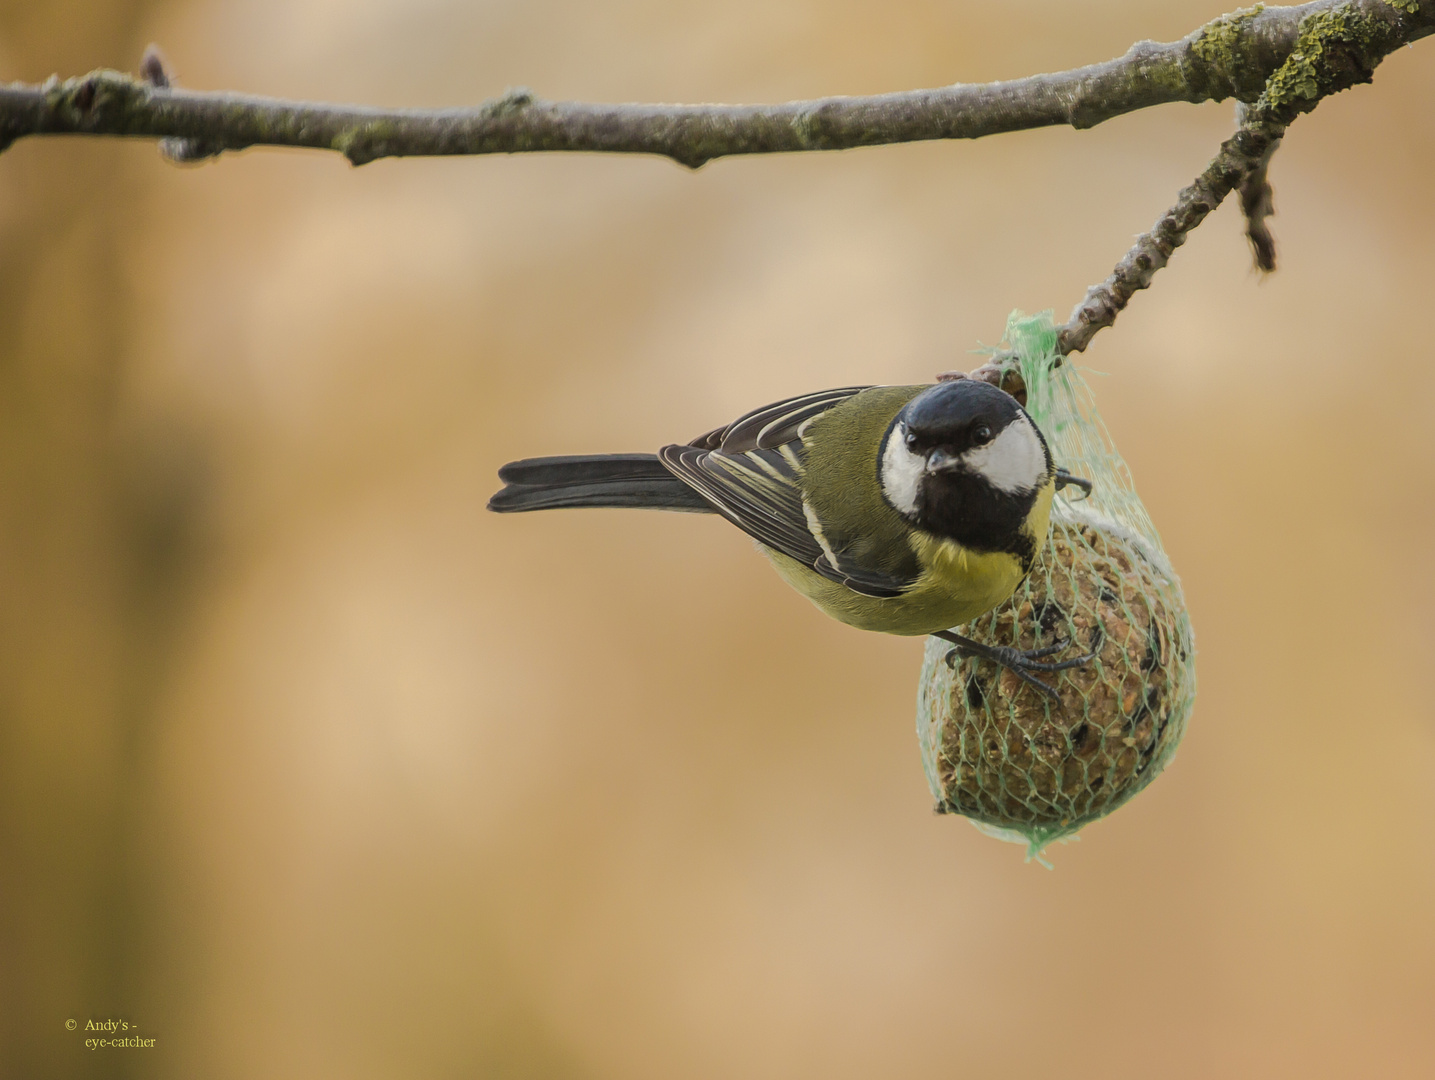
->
<box><xmin>659</xmin><ymin>387</ymin><xmax>915</xmax><ymax>599</ymax></box>
<box><xmin>688</xmin><ymin>386</ymin><xmax>874</xmax><ymax>452</ymax></box>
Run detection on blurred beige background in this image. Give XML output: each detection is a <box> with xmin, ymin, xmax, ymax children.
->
<box><xmin>2</xmin><ymin>1</ymin><xmax>1433</xmax><ymax>1077</ymax></box>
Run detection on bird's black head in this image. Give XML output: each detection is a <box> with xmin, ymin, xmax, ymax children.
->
<box><xmin>877</xmin><ymin>379</ymin><xmax>1052</xmax><ymax>557</ymax></box>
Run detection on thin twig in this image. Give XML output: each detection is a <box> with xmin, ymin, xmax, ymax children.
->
<box><xmin>1236</xmin><ymin>104</ymin><xmax>1283</xmax><ymax>271</ymax></box>
<box><xmin>138</xmin><ymin>44</ymin><xmax>214</xmax><ymax>164</ymax></box>
<box><xmin>1059</xmin><ymin>119</ymin><xmax>1288</xmax><ymax>355</ymax></box>
<box><xmin>1056</xmin><ymin>0</ymin><xmax>1433</xmax><ymax>355</ymax></box>
<box><xmin>0</xmin><ymin>1</ymin><xmax>1429</xmax><ymax>168</ymax></box>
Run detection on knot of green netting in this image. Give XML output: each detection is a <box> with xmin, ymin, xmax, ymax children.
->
<box><xmin>917</xmin><ymin>310</ymin><xmax>1196</xmax><ymax>865</ymax></box>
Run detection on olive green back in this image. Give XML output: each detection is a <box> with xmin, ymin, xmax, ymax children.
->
<box><xmin>801</xmin><ymin>385</ymin><xmax>925</xmax><ymax>581</ymax></box>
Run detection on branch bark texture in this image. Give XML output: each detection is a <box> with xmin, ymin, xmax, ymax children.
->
<box><xmin>1</xmin><ymin>1</ymin><xmax>1430</xmax><ymax>168</ymax></box>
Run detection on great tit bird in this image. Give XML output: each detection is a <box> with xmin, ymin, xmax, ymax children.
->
<box><xmin>489</xmin><ymin>380</ymin><xmax>1092</xmax><ymax>693</ymax></box>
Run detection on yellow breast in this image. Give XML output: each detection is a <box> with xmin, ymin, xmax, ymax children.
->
<box><xmin>765</xmin><ymin>478</ymin><xmax>1054</xmax><ymax>636</ymax></box>
<box><xmin>763</xmin><ymin>542</ymin><xmax>1021</xmax><ymax>636</ymax></box>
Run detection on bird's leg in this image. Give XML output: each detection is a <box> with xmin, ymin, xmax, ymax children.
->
<box><xmin>1054</xmin><ymin>467</ymin><xmax>1092</xmax><ymax>497</ymax></box>
<box><xmin>934</xmin><ymin>629</ymin><xmax>1095</xmax><ymax>699</ymax></box>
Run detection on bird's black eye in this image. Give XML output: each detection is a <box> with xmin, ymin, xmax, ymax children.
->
<box><xmin>972</xmin><ymin>424</ymin><xmax>993</xmax><ymax>445</ymax></box>
<box><xmin>905</xmin><ymin>430</ymin><xmax>920</xmax><ymax>451</ymax></box>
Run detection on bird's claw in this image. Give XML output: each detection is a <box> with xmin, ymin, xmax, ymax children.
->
<box><xmin>939</xmin><ymin>632</ymin><xmax>1097</xmax><ymax>700</ymax></box>
<box><xmin>1054</xmin><ymin>467</ymin><xmax>1093</xmax><ymax>498</ymax></box>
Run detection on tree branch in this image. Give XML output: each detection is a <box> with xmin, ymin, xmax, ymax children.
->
<box><xmin>0</xmin><ymin>1</ymin><xmax>1429</xmax><ymax>168</ymax></box>
<box><xmin>934</xmin><ymin>0</ymin><xmax>1431</xmax><ymax>377</ymax></box>
<box><xmin>2</xmin><ymin>3</ymin><xmax>1429</xmax><ymax>372</ymax></box>
<box><xmin>1237</xmin><ymin>103</ymin><xmax>1284</xmax><ymax>272</ymax></box>
<box><xmin>1058</xmin><ymin>118</ymin><xmax>1287</xmax><ymax>355</ymax></box>
<box><xmin>1056</xmin><ymin>0</ymin><xmax>1433</xmax><ymax>355</ymax></box>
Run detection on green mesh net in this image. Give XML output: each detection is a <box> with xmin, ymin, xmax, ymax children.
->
<box><xmin>916</xmin><ymin>311</ymin><xmax>1196</xmax><ymax>864</ymax></box>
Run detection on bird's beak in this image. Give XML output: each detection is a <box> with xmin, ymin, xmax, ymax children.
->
<box><xmin>925</xmin><ymin>448</ymin><xmax>962</xmax><ymax>473</ymax></box>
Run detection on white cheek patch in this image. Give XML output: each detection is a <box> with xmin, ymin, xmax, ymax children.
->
<box><xmin>962</xmin><ymin>416</ymin><xmax>1047</xmax><ymax>494</ymax></box>
<box><xmin>880</xmin><ymin>424</ymin><xmax>924</xmax><ymax>516</ymax></box>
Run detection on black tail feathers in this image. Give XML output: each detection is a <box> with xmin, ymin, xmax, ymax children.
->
<box><xmin>488</xmin><ymin>453</ymin><xmax>714</xmax><ymax>513</ymax></box>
